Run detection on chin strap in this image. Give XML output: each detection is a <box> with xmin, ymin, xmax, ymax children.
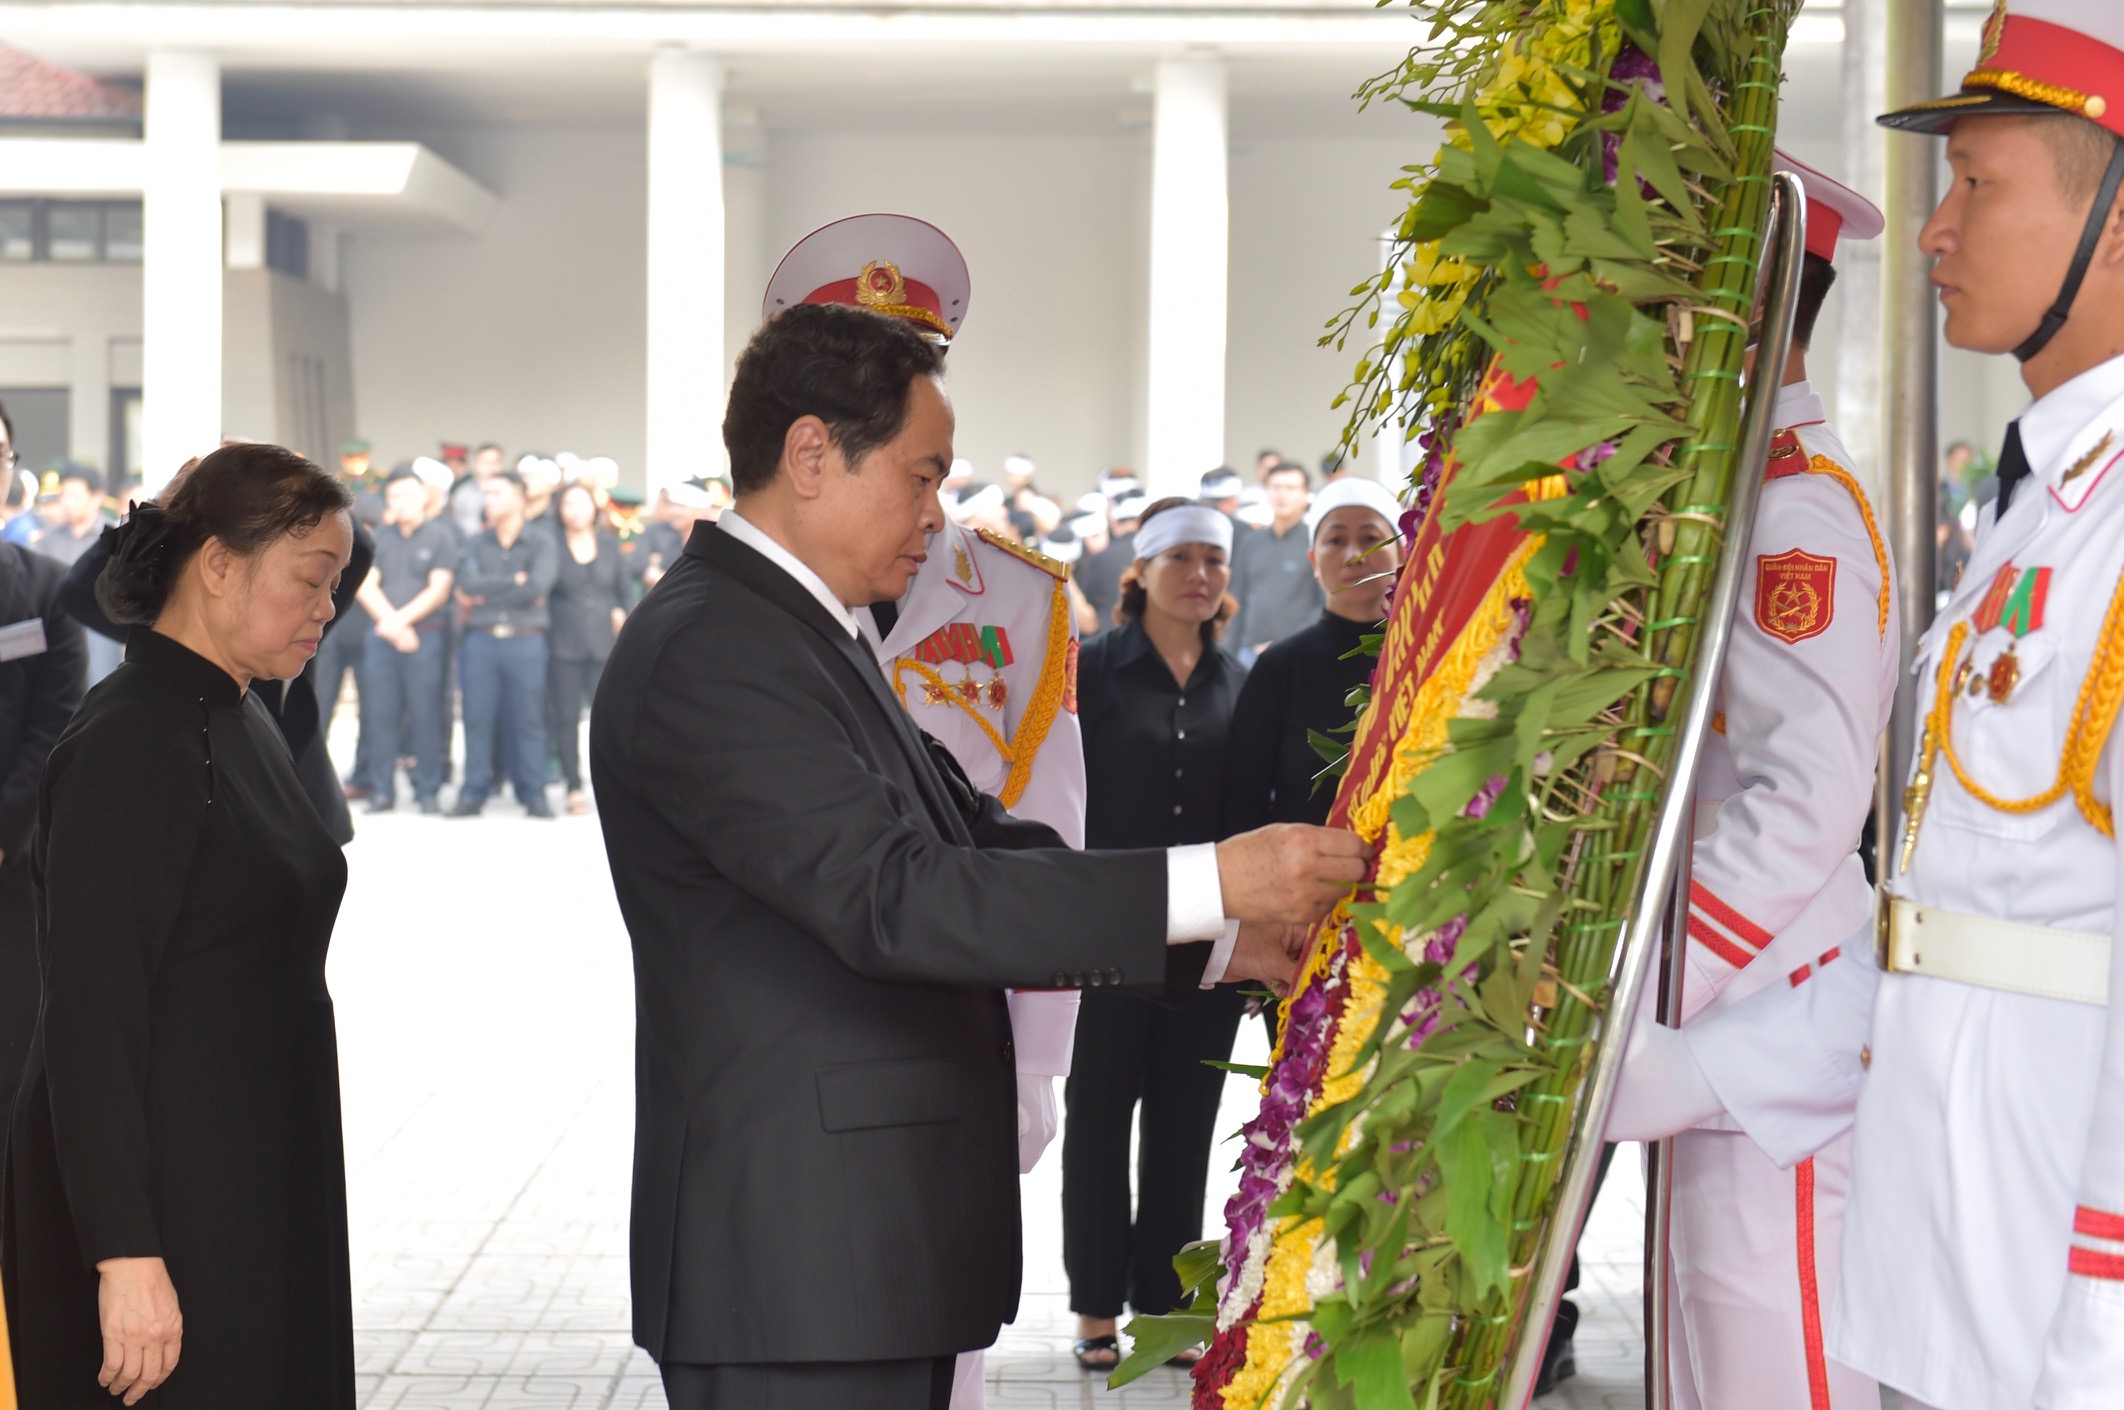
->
<box><xmin>2014</xmin><ymin>137</ymin><xmax>2124</xmax><ymax>363</ymax></box>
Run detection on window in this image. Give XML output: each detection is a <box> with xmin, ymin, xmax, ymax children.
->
<box><xmin>0</xmin><ymin>203</ymin><xmax>33</xmax><ymax>262</ymax></box>
<box><xmin>266</xmin><ymin>209</ymin><xmax>309</xmax><ymax>281</ymax></box>
<box><xmin>0</xmin><ymin>201</ymin><xmax>145</xmax><ymax>263</ymax></box>
<box><xmin>104</xmin><ymin>204</ymin><xmax>142</xmax><ymax>262</ymax></box>
<box><xmin>46</xmin><ymin>204</ymin><xmax>100</xmax><ymax>262</ymax></box>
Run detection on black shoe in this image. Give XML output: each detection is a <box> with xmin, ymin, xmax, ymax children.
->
<box><xmin>445</xmin><ymin>798</ymin><xmax>484</xmax><ymax>818</ymax></box>
<box><xmin>1534</xmin><ymin>1329</ymin><xmax>1577</xmax><ymax>1397</ymax></box>
<box><xmin>523</xmin><ymin>799</ymin><xmax>555</xmax><ymax>819</ymax></box>
<box><xmin>417</xmin><ymin>798</ymin><xmax>441</xmax><ymax>816</ymax></box>
<box><xmin>366</xmin><ymin>797</ymin><xmax>396</xmax><ymax>814</ymax></box>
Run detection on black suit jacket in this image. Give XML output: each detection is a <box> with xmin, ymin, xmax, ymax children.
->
<box><xmin>0</xmin><ymin>543</ymin><xmax>88</xmax><ymax>1132</ymax></box>
<box><xmin>590</xmin><ymin>522</ymin><xmax>1203</xmax><ymax>1365</ymax></box>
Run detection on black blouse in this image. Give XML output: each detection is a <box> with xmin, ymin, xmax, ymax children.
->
<box><xmin>3</xmin><ymin>628</ymin><xmax>355</xmax><ymax>1406</ymax></box>
<box><xmin>1223</xmin><ymin>611</ymin><xmax>1378</xmax><ymax>833</ymax></box>
<box><xmin>549</xmin><ymin>532</ymin><xmax>630</xmax><ymax>662</ymax></box>
<box><xmin>1076</xmin><ymin>620</ymin><xmax>1248</xmax><ymax>850</ymax></box>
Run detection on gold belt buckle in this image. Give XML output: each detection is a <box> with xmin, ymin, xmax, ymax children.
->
<box><xmin>1875</xmin><ymin>891</ymin><xmax>1895</xmax><ymax>971</ymax></box>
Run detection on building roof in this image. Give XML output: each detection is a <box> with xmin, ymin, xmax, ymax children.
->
<box><xmin>0</xmin><ymin>43</ymin><xmax>141</xmax><ymax>123</ymax></box>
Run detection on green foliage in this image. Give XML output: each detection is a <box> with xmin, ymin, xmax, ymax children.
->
<box><xmin>1261</xmin><ymin>2</ymin><xmax>1800</xmax><ymax>1406</ymax></box>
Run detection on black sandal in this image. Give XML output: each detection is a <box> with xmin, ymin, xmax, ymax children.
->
<box><xmin>1167</xmin><ymin>1345</ymin><xmax>1205</xmax><ymax>1369</ymax></box>
<box><xmin>1073</xmin><ymin>1335</ymin><xmax>1121</xmax><ymax>1372</ymax></box>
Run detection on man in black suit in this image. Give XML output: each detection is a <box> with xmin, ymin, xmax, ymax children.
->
<box><xmin>591</xmin><ymin>304</ymin><xmax>1365</xmax><ymax>1410</ymax></box>
<box><xmin>0</xmin><ymin>537</ymin><xmax>87</xmax><ymax>1140</ymax></box>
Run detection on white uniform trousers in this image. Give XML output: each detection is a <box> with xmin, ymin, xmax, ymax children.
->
<box><xmin>950</xmin><ymin>1351</ymin><xmax>984</xmax><ymax>1409</ymax></box>
<box><xmin>1666</xmin><ymin>1128</ymin><xmax>1877</xmax><ymax>1410</ymax></box>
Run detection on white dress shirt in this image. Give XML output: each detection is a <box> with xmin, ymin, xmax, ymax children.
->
<box><xmin>718</xmin><ymin>507</ymin><xmax>1237</xmax><ymax>977</ymax></box>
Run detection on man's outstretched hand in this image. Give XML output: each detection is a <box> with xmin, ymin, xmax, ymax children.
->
<box><xmin>1215</xmin><ymin>824</ymin><xmax>1372</xmax><ymax>927</ymax></box>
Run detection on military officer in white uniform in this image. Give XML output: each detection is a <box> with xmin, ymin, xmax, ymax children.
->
<box><xmin>1628</xmin><ymin>8</ymin><xmax>2124</xmax><ymax>1407</ymax></box>
<box><xmin>1605</xmin><ymin>154</ymin><xmax>1897</xmax><ymax>1410</ymax></box>
<box><xmin>764</xmin><ymin>215</ymin><xmax>1086</xmax><ymax>1410</ymax></box>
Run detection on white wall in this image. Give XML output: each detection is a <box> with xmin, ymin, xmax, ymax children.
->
<box><xmin>343</xmin><ymin>127</ymin><xmax>649</xmax><ymax>474</ymax></box>
<box><xmin>0</xmin><ymin>262</ymin><xmax>139</xmax><ymax>473</ymax></box>
<box><xmin>762</xmin><ymin>130</ymin><xmax>1148</xmax><ymax>498</ymax></box>
<box><xmin>1226</xmin><ymin>132</ymin><xmax>1428</xmax><ymax>481</ymax></box>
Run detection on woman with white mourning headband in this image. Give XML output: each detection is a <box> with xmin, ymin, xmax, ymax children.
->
<box><xmin>1060</xmin><ymin>497</ymin><xmax>1250</xmax><ymax>1373</ymax></box>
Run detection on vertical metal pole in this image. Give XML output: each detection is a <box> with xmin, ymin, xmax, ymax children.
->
<box><xmin>1878</xmin><ymin>0</ymin><xmax>1943</xmax><ymax>841</ymax></box>
<box><xmin>1642</xmin><ymin>831</ymin><xmax>1691</xmax><ymax>1410</ymax></box>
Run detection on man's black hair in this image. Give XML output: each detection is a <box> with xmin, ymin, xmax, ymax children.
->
<box><xmin>385</xmin><ymin>465</ymin><xmax>423</xmax><ymax>487</ymax></box>
<box><xmin>0</xmin><ymin>395</ymin><xmax>12</xmax><ymax>451</ymax></box>
<box><xmin>1792</xmin><ymin>251</ymin><xmax>1837</xmax><ymax>351</ymax></box>
<box><xmin>58</xmin><ymin>463</ymin><xmax>103</xmax><ymax>495</ymax></box>
<box><xmin>489</xmin><ymin>469</ymin><xmax>527</xmax><ymax>496</ymax></box>
<box><xmin>723</xmin><ymin>303</ymin><xmax>946</xmax><ymax>497</ymax></box>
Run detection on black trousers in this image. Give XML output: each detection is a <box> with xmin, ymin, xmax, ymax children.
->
<box><xmin>660</xmin><ymin>1356</ymin><xmax>953</xmax><ymax>1410</ymax></box>
<box><xmin>1061</xmin><ymin>983</ymin><xmax>1248</xmax><ymax>1317</ymax></box>
<box><xmin>0</xmin><ymin>861</ymin><xmax>34</xmax><ymax>1143</ymax></box>
<box><xmin>544</xmin><ymin>654</ymin><xmax>604</xmax><ymax>792</ymax></box>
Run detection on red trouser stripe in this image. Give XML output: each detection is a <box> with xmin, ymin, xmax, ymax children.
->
<box><xmin>2074</xmin><ymin>1205</ymin><xmax>2124</xmax><ymax>1241</ymax></box>
<box><xmin>1690</xmin><ymin>881</ymin><xmax>1774</xmax><ymax>951</ymax></box>
<box><xmin>1796</xmin><ymin>1158</ymin><xmax>1832</xmax><ymax>1410</ymax></box>
<box><xmin>2069</xmin><ymin>1246</ymin><xmax>2124</xmax><ymax>1281</ymax></box>
<box><xmin>1688</xmin><ymin>914</ymin><xmax>1756</xmax><ymax>970</ymax></box>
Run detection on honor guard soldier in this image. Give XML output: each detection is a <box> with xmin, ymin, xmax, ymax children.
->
<box><xmin>1652</xmin><ymin>10</ymin><xmax>2124</xmax><ymax>1407</ymax></box>
<box><xmin>763</xmin><ymin>215</ymin><xmax>1086</xmax><ymax>1410</ymax></box>
<box><xmin>1606</xmin><ymin>153</ymin><xmax>1897</xmax><ymax>1410</ymax></box>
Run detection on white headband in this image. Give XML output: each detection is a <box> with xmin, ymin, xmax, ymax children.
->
<box><xmin>1133</xmin><ymin>504</ymin><xmax>1234</xmax><ymax>561</ymax></box>
<box><xmin>1304</xmin><ymin>477</ymin><xmax>1404</xmax><ymax>543</ymax></box>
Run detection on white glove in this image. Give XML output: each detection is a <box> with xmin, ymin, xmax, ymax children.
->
<box><xmin>1605</xmin><ymin>1017</ymin><xmax>1725</xmax><ymax>1142</ymax></box>
<box><xmin>1016</xmin><ymin>1072</ymin><xmax>1060</xmax><ymax>1174</ymax></box>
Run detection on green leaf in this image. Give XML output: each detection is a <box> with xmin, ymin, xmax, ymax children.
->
<box><xmin>1108</xmin><ymin>1312</ymin><xmax>1212</xmax><ymax>1388</ymax></box>
<box><xmin>1339</xmin><ymin>1329</ymin><xmax>1419</xmax><ymax>1410</ymax></box>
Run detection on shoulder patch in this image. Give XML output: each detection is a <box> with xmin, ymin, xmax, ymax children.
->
<box><xmin>1756</xmin><ymin>548</ymin><xmax>1837</xmax><ymax>644</ymax></box>
<box><xmin>1765</xmin><ymin>427</ymin><xmax>1808</xmax><ymax>478</ymax></box>
<box><xmin>974</xmin><ymin>526</ymin><xmax>1071</xmax><ymax>581</ymax></box>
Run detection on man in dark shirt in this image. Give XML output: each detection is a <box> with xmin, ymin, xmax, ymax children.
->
<box><xmin>356</xmin><ymin>469</ymin><xmax>457</xmax><ymax>814</ymax></box>
<box><xmin>1228</xmin><ymin>461</ymin><xmax>1322</xmax><ymax>658</ymax></box>
<box><xmin>450</xmin><ymin>470</ymin><xmax>559</xmax><ymax>817</ymax></box>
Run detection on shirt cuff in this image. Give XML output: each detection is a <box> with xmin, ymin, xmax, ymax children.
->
<box><xmin>1165</xmin><ymin>842</ymin><xmax>1226</xmax><ymax>944</ymax></box>
<box><xmin>1200</xmin><ymin>920</ymin><xmax>1241</xmax><ymax>988</ymax></box>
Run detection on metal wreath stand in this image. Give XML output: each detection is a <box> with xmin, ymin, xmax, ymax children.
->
<box><xmin>1490</xmin><ymin>171</ymin><xmax>1810</xmax><ymax>1410</ymax></box>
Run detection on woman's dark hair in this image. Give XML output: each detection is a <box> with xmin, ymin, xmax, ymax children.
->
<box><xmin>96</xmin><ymin>442</ymin><xmax>352</xmax><ymax>626</ymax></box>
<box><xmin>1114</xmin><ymin>496</ymin><xmax>1238</xmax><ymax>641</ymax></box>
<box><xmin>723</xmin><ymin>303</ymin><xmax>946</xmax><ymax>496</ymax></box>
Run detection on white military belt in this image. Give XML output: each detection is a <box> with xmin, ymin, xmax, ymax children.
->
<box><xmin>1876</xmin><ymin>894</ymin><xmax>2111</xmax><ymax>1007</ymax></box>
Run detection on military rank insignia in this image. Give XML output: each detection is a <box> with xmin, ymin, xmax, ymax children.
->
<box><xmin>1755</xmin><ymin>549</ymin><xmax>1836</xmax><ymax>644</ymax></box>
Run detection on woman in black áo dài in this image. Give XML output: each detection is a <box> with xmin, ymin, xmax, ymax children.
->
<box><xmin>2</xmin><ymin>444</ymin><xmax>358</xmax><ymax>1408</ymax></box>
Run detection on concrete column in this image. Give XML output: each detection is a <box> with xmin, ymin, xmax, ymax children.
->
<box><xmin>1144</xmin><ymin>56</ymin><xmax>1228</xmax><ymax>500</ymax></box>
<box><xmin>645</xmin><ymin>50</ymin><xmax>725</xmax><ymax>495</ymax></box>
<box><xmin>142</xmin><ymin>50</ymin><xmax>222</xmax><ymax>491</ymax></box>
<box><xmin>1834</xmin><ymin>0</ymin><xmax>1888</xmax><ymax>500</ymax></box>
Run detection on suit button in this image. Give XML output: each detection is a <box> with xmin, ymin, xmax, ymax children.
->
<box><xmin>1172</xmin><ymin>804</ymin><xmax>1183</xmax><ymax>815</ymax></box>
<box><xmin>1087</xmin><ymin>970</ymin><xmax>1104</xmax><ymax>987</ymax></box>
<box><xmin>1071</xmin><ymin>971</ymin><xmax>1086</xmax><ymax>987</ymax></box>
<box><xmin>1177</xmin><ymin>696</ymin><xmax>1186</xmax><ymax>706</ymax></box>
<box><xmin>1107</xmin><ymin>968</ymin><xmax>1121</xmax><ymax>985</ymax></box>
<box><xmin>1051</xmin><ymin>971</ymin><xmax>1068</xmax><ymax>987</ymax></box>
<box><xmin>1860</xmin><ymin>1045</ymin><xmax>1872</xmax><ymax>1071</ymax></box>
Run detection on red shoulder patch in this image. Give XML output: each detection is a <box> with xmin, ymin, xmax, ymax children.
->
<box><xmin>1765</xmin><ymin>427</ymin><xmax>1808</xmax><ymax>478</ymax></box>
<box><xmin>1756</xmin><ymin>549</ymin><xmax>1837</xmax><ymax>644</ymax></box>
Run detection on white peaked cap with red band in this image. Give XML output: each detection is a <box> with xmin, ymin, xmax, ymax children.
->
<box><xmin>1772</xmin><ymin>150</ymin><xmax>1884</xmax><ymax>264</ymax></box>
<box><xmin>762</xmin><ymin>213</ymin><xmax>971</xmax><ymax>343</ymax></box>
<box><xmin>1880</xmin><ymin>0</ymin><xmax>2124</xmax><ymax>139</ymax></box>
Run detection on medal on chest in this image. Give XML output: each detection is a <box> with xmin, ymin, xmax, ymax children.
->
<box><xmin>1967</xmin><ymin>563</ymin><xmax>2051</xmax><ymax>704</ymax></box>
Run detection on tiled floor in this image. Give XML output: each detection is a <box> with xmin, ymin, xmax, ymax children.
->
<box><xmin>328</xmin><ymin>727</ymin><xmax>1661</xmax><ymax>1409</ymax></box>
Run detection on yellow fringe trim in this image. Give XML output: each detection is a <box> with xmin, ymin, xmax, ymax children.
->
<box><xmin>1798</xmin><ymin>453</ymin><xmax>1893</xmax><ymax>640</ymax></box>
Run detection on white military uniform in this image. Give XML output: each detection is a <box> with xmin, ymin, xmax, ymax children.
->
<box><xmin>1686</xmin><ymin>355</ymin><xmax>2124</xmax><ymax>1410</ymax></box>
<box><xmin>860</xmin><ymin>515</ymin><xmax>1086</xmax><ymax>1410</ymax></box>
<box><xmin>1807</xmin><ymin>353</ymin><xmax>2124</xmax><ymax>1410</ymax></box>
<box><xmin>1645</xmin><ymin>381</ymin><xmax>1898</xmax><ymax>1410</ymax></box>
